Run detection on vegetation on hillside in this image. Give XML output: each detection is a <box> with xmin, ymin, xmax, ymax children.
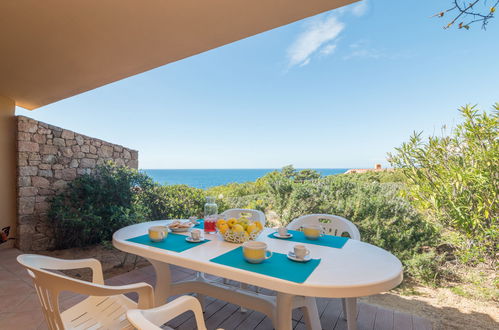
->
<box><xmin>49</xmin><ymin>104</ymin><xmax>498</xmax><ymax>293</ymax></box>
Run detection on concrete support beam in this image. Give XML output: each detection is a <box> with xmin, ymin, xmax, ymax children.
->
<box><xmin>0</xmin><ymin>95</ymin><xmax>16</xmax><ymax>248</ymax></box>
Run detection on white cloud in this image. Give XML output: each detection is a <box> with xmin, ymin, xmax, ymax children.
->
<box><xmin>351</xmin><ymin>1</ymin><xmax>368</xmax><ymax>17</ymax></box>
<box><xmin>287</xmin><ymin>15</ymin><xmax>344</xmax><ymax>67</ymax></box>
<box><xmin>320</xmin><ymin>44</ymin><xmax>337</xmax><ymax>56</ymax></box>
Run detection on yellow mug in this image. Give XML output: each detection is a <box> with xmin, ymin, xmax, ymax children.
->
<box><xmin>148</xmin><ymin>226</ymin><xmax>168</xmax><ymax>242</ymax></box>
<box><xmin>302</xmin><ymin>224</ymin><xmax>323</xmax><ymax>240</ymax></box>
<box><xmin>242</xmin><ymin>241</ymin><xmax>272</xmax><ymax>264</ymax></box>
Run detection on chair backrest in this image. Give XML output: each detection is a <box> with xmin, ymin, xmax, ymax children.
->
<box><xmin>221</xmin><ymin>208</ymin><xmax>266</xmax><ymax>226</ymax></box>
<box><xmin>287</xmin><ymin>214</ymin><xmax>361</xmax><ymax>240</ymax></box>
<box><xmin>17</xmin><ymin>254</ymin><xmax>104</xmax><ymax>330</ymax></box>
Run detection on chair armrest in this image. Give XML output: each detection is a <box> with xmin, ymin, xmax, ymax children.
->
<box><xmin>19</xmin><ymin>255</ymin><xmax>104</xmax><ymax>284</ymax></box>
<box><xmin>127</xmin><ymin>296</ymin><xmax>207</xmax><ymax>330</ymax></box>
<box><xmin>57</xmin><ymin>278</ymin><xmax>154</xmax><ymax>309</ymax></box>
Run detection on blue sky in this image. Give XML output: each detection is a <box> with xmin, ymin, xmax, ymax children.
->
<box><xmin>16</xmin><ymin>0</ymin><xmax>499</xmax><ymax>169</ymax></box>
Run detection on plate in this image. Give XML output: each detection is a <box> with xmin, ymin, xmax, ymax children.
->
<box><xmin>273</xmin><ymin>232</ymin><xmax>293</xmax><ymax>239</ymax></box>
<box><xmin>287</xmin><ymin>252</ymin><xmax>311</xmax><ymax>262</ymax></box>
<box><xmin>185</xmin><ymin>237</ymin><xmax>204</xmax><ymax>243</ymax></box>
<box><xmin>169</xmin><ymin>221</ymin><xmax>194</xmax><ymax>232</ymax></box>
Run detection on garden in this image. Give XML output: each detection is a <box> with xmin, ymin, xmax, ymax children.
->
<box><xmin>48</xmin><ymin>104</ymin><xmax>498</xmax><ymax>328</ymax></box>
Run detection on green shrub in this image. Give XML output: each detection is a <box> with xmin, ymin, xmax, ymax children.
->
<box><xmin>388</xmin><ymin>104</ymin><xmax>499</xmax><ymax>263</ymax></box>
<box><xmin>139</xmin><ymin>184</ymin><xmax>205</xmax><ymax>219</ymax></box>
<box><xmin>49</xmin><ymin>162</ymin><xmax>155</xmax><ymax>249</ymax></box>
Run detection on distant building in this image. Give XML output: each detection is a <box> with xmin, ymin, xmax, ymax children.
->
<box><xmin>345</xmin><ymin>164</ymin><xmax>394</xmax><ymax>174</ymax></box>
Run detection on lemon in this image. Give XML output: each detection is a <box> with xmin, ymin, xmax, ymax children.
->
<box><xmin>232</xmin><ymin>224</ymin><xmax>244</xmax><ymax>233</ymax></box>
<box><xmin>246</xmin><ymin>223</ymin><xmax>258</xmax><ymax>234</ymax></box>
<box><xmin>227</xmin><ymin>218</ymin><xmax>237</xmax><ymax>228</ymax></box>
<box><xmin>218</xmin><ymin>223</ymin><xmax>229</xmax><ymax>234</ymax></box>
<box><xmin>255</xmin><ymin>221</ymin><xmax>263</xmax><ymax>230</ymax></box>
<box><xmin>216</xmin><ymin>219</ymin><xmax>226</xmax><ymax>228</ymax></box>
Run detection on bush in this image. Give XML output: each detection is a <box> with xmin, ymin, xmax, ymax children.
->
<box><xmin>50</xmin><ymin>162</ymin><xmax>155</xmax><ymax>249</ymax></box>
<box><xmin>388</xmin><ymin>104</ymin><xmax>499</xmax><ymax>263</ymax></box>
<box><xmin>139</xmin><ymin>184</ymin><xmax>205</xmax><ymax>220</ymax></box>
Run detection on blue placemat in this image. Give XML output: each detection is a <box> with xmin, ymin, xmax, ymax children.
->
<box><xmin>194</xmin><ymin>219</ymin><xmax>204</xmax><ymax>229</ymax></box>
<box><xmin>127</xmin><ymin>233</ymin><xmax>210</xmax><ymax>253</ymax></box>
<box><xmin>268</xmin><ymin>230</ymin><xmax>349</xmax><ymax>249</ymax></box>
<box><xmin>210</xmin><ymin>247</ymin><xmax>320</xmax><ymax>283</ymax></box>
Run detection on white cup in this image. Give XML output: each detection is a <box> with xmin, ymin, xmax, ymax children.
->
<box><xmin>148</xmin><ymin>226</ymin><xmax>168</xmax><ymax>242</ymax></box>
<box><xmin>189</xmin><ymin>216</ymin><xmax>198</xmax><ymax>225</ymax></box>
<box><xmin>277</xmin><ymin>227</ymin><xmax>288</xmax><ymax>236</ymax></box>
<box><xmin>293</xmin><ymin>244</ymin><xmax>310</xmax><ymax>260</ymax></box>
<box><xmin>190</xmin><ymin>229</ymin><xmax>201</xmax><ymax>241</ymax></box>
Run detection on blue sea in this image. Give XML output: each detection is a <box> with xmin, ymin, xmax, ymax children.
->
<box><xmin>142</xmin><ymin>169</ymin><xmax>349</xmax><ymax>189</ymax></box>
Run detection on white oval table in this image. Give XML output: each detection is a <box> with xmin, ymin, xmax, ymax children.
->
<box><xmin>113</xmin><ymin>220</ymin><xmax>403</xmax><ymax>330</ymax></box>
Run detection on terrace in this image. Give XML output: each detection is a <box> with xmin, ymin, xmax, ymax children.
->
<box><xmin>0</xmin><ymin>248</ymin><xmax>432</xmax><ymax>329</ymax></box>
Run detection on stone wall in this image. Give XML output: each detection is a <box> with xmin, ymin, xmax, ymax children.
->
<box><xmin>16</xmin><ymin>116</ymin><xmax>138</xmax><ymax>251</ymax></box>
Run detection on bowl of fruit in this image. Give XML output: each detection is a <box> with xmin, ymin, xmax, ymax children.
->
<box><xmin>216</xmin><ymin>217</ymin><xmax>263</xmax><ymax>243</ymax></box>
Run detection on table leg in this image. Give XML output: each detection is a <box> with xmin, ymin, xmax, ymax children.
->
<box><xmin>147</xmin><ymin>259</ymin><xmax>172</xmax><ymax>307</ymax></box>
<box><xmin>276</xmin><ymin>292</ymin><xmax>294</xmax><ymax>330</ymax></box>
<box><xmin>300</xmin><ymin>297</ymin><xmax>321</xmax><ymax>330</ymax></box>
<box><xmin>345</xmin><ymin>297</ymin><xmax>358</xmax><ymax>330</ymax></box>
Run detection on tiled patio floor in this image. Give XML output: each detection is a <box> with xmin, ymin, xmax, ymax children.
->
<box><xmin>0</xmin><ymin>248</ymin><xmax>432</xmax><ymax>329</ymax></box>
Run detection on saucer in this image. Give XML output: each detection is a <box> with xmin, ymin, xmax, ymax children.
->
<box><xmin>273</xmin><ymin>232</ymin><xmax>293</xmax><ymax>239</ymax></box>
<box><xmin>185</xmin><ymin>237</ymin><xmax>204</xmax><ymax>243</ymax></box>
<box><xmin>287</xmin><ymin>252</ymin><xmax>311</xmax><ymax>262</ymax></box>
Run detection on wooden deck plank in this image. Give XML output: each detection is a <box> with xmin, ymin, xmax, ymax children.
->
<box><xmin>357</xmin><ymin>302</ymin><xmax>377</xmax><ymax>330</ymax></box>
<box><xmin>412</xmin><ymin>315</ymin><xmax>432</xmax><ymax>330</ymax></box>
<box><xmin>167</xmin><ymin>297</ymin><xmax>216</xmax><ymax>328</ymax></box>
<box><xmin>374</xmin><ymin>307</ymin><xmax>394</xmax><ymax>330</ymax></box>
<box><xmin>320</xmin><ymin>298</ymin><xmax>342</xmax><ymax>329</ymax></box>
<box><xmin>236</xmin><ymin>311</ymin><xmax>267</xmax><ymax>330</ymax></box>
<box><xmin>254</xmin><ymin>315</ymin><xmax>275</xmax><ymax>330</ymax></box>
<box><xmin>205</xmin><ymin>302</ymin><xmax>240</xmax><ymax>329</ymax></box>
<box><xmin>176</xmin><ymin>297</ymin><xmax>228</xmax><ymax>330</ymax></box>
<box><xmin>218</xmin><ymin>309</ymin><xmax>256</xmax><ymax>330</ymax></box>
<box><xmin>394</xmin><ymin>311</ymin><xmax>413</xmax><ymax>330</ymax></box>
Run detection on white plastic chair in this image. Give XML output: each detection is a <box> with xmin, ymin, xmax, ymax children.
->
<box><xmin>287</xmin><ymin>213</ymin><xmax>360</xmax><ymax>240</ymax></box>
<box><xmin>127</xmin><ymin>295</ymin><xmax>207</xmax><ymax>330</ymax></box>
<box><xmin>220</xmin><ymin>208</ymin><xmax>266</xmax><ymax>226</ymax></box>
<box><xmin>17</xmin><ymin>254</ymin><xmax>155</xmax><ymax>330</ymax></box>
<box><xmin>287</xmin><ymin>214</ymin><xmax>361</xmax><ymax>324</ymax></box>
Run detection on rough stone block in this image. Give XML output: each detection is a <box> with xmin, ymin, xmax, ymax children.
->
<box><xmin>123</xmin><ymin>149</ymin><xmax>131</xmax><ymax>159</ymax></box>
<box><xmin>39</xmin><ymin>169</ymin><xmax>53</xmax><ymax>178</ymax></box>
<box><xmin>62</xmin><ymin>147</ymin><xmax>73</xmax><ymax>157</ymax></box>
<box><xmin>32</xmin><ymin>176</ymin><xmax>50</xmax><ymax>188</ymax></box>
<box><xmin>114</xmin><ymin>146</ymin><xmax>123</xmax><ymax>153</ymax></box>
<box><xmin>52</xmin><ymin>164</ymin><xmax>63</xmax><ymax>170</ymax></box>
<box><xmin>128</xmin><ymin>159</ymin><xmax>139</xmax><ymax>169</ymax></box>
<box><xmin>19</xmin><ymin>197</ymin><xmax>35</xmax><ymax>214</ymax></box>
<box><xmin>75</xmin><ymin>135</ymin><xmax>84</xmax><ymax>145</ymax></box>
<box><xmin>61</xmin><ymin>129</ymin><xmax>75</xmax><ymax>139</ymax></box>
<box><xmin>89</xmin><ymin>145</ymin><xmax>97</xmax><ymax>154</ymax></box>
<box><xmin>41</xmin><ymin>145</ymin><xmax>58</xmax><ymax>155</ymax></box>
<box><xmin>81</xmin><ymin>145</ymin><xmax>90</xmax><ymax>153</ymax></box>
<box><xmin>53</xmin><ymin>180</ymin><xmax>68</xmax><ymax>190</ymax></box>
<box><xmin>18</xmin><ymin>141</ymin><xmax>39</xmax><ymax>152</ymax></box>
<box><xmin>98</xmin><ymin>145</ymin><xmax>114</xmax><ymax>158</ymax></box>
<box><xmin>131</xmin><ymin>150</ymin><xmax>138</xmax><ymax>160</ymax></box>
<box><xmin>42</xmin><ymin>154</ymin><xmax>56</xmax><ymax>164</ymax></box>
<box><xmin>53</xmin><ymin>138</ymin><xmax>65</xmax><ymax>147</ymax></box>
<box><xmin>19</xmin><ymin>187</ymin><xmax>38</xmax><ymax>197</ymax></box>
<box><xmin>17</xmin><ymin>132</ymin><xmax>31</xmax><ymax>141</ymax></box>
<box><xmin>19</xmin><ymin>166</ymin><xmax>38</xmax><ymax>176</ymax></box>
<box><xmin>28</xmin><ymin>152</ymin><xmax>41</xmax><ymax>161</ymax></box>
<box><xmin>61</xmin><ymin>168</ymin><xmax>77</xmax><ymax>180</ymax></box>
<box><xmin>69</xmin><ymin>159</ymin><xmax>79</xmax><ymax>168</ymax></box>
<box><xmin>38</xmin><ymin>188</ymin><xmax>55</xmax><ymax>196</ymax></box>
<box><xmin>18</xmin><ymin>176</ymin><xmax>31</xmax><ymax>187</ymax></box>
<box><xmin>80</xmin><ymin>158</ymin><xmax>97</xmax><ymax>168</ymax></box>
<box><xmin>32</xmin><ymin>134</ymin><xmax>47</xmax><ymax>144</ymax></box>
<box><xmin>66</xmin><ymin>139</ymin><xmax>76</xmax><ymax>147</ymax></box>
<box><xmin>39</xmin><ymin>164</ymin><xmax>51</xmax><ymax>170</ymax></box>
<box><xmin>18</xmin><ymin>121</ymin><xmax>38</xmax><ymax>133</ymax></box>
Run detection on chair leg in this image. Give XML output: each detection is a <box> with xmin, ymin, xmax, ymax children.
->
<box><xmin>345</xmin><ymin>297</ymin><xmax>357</xmax><ymax>330</ymax></box>
<box><xmin>196</xmin><ymin>293</ymin><xmax>206</xmax><ymax>312</ymax></box>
